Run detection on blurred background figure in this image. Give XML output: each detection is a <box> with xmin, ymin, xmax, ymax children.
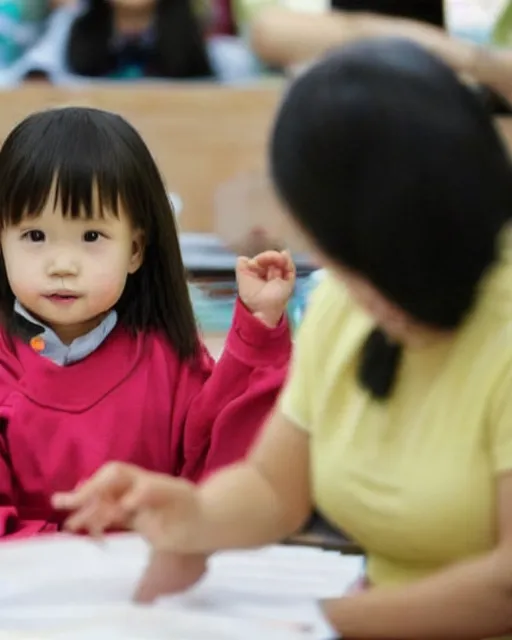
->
<box><xmin>0</xmin><ymin>0</ymin><xmax>49</xmax><ymax>70</ymax></box>
<box><xmin>0</xmin><ymin>0</ymin><xmax>510</xmax><ymax>87</ymax></box>
<box><xmin>66</xmin><ymin>0</ymin><xmax>213</xmax><ymax>79</ymax></box>
<box><xmin>248</xmin><ymin>0</ymin><xmax>512</xmax><ymax>103</ymax></box>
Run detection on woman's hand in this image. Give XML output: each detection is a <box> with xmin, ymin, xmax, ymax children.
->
<box><xmin>52</xmin><ymin>462</ymin><xmax>206</xmax><ymax>553</ymax></box>
<box><xmin>134</xmin><ymin>551</ymin><xmax>208</xmax><ymax>603</ymax></box>
<box><xmin>236</xmin><ymin>250</ymin><xmax>296</xmax><ymax>328</ymax></box>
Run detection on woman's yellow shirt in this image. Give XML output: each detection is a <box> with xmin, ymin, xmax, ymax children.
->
<box><xmin>281</xmin><ymin>254</ymin><xmax>512</xmax><ymax>586</ymax></box>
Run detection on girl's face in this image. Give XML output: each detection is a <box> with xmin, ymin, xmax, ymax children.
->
<box><xmin>0</xmin><ymin>196</ymin><xmax>144</xmax><ymax>344</ymax></box>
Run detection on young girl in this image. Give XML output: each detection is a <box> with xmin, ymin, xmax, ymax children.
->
<box><xmin>58</xmin><ymin>39</ymin><xmax>512</xmax><ymax>638</ymax></box>
<box><xmin>0</xmin><ymin>105</ymin><xmax>294</xmax><ymax>543</ymax></box>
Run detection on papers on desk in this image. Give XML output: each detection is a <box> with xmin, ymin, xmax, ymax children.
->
<box><xmin>0</xmin><ymin>533</ymin><xmax>364</xmax><ymax>639</ymax></box>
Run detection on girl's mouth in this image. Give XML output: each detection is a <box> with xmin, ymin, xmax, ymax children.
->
<box><xmin>45</xmin><ymin>293</ymin><xmax>80</xmax><ymax>304</ymax></box>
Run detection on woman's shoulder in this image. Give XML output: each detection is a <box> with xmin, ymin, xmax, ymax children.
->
<box><xmin>303</xmin><ymin>269</ymin><xmax>346</xmax><ymax>310</ymax></box>
<box><xmin>466</xmin><ymin>227</ymin><xmax>512</xmax><ymax>359</ymax></box>
<box><xmin>301</xmin><ymin>270</ymin><xmax>364</xmax><ymax>330</ymax></box>
<box><xmin>296</xmin><ymin>270</ymin><xmax>371</xmax><ymax>364</ymax></box>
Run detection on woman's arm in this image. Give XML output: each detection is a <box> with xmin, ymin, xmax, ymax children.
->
<box><xmin>176</xmin><ymin>432</ymin><xmax>512</xmax><ymax>639</ymax></box>
<box><xmin>249</xmin><ymin>8</ymin><xmax>512</xmax><ymax>97</ymax></box>
<box><xmin>56</xmin><ymin>411</ymin><xmax>512</xmax><ymax>637</ymax></box>
<box><xmin>321</xmin><ymin>472</ymin><xmax>512</xmax><ymax>639</ymax></box>
<box><xmin>194</xmin><ymin>411</ymin><xmax>312</xmax><ymax>549</ymax></box>
<box><xmin>200</xmin><ymin>460</ymin><xmax>512</xmax><ymax>637</ymax></box>
<box><xmin>54</xmin><ymin>410</ymin><xmax>313</xmax><ymax>550</ymax></box>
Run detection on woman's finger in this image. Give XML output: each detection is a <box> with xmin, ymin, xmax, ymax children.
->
<box><xmin>92</xmin><ymin>501</ymin><xmax>131</xmax><ymax>535</ymax></box>
<box><xmin>52</xmin><ymin>462</ymin><xmax>138</xmax><ymax>510</ymax></box>
<box><xmin>120</xmin><ymin>475</ymin><xmax>186</xmax><ymax>513</ymax></box>
<box><xmin>134</xmin><ymin>551</ymin><xmax>208</xmax><ymax>603</ymax></box>
<box><xmin>64</xmin><ymin>497</ymin><xmax>131</xmax><ymax>536</ymax></box>
<box><xmin>64</xmin><ymin>499</ymin><xmax>109</xmax><ymax>534</ymax></box>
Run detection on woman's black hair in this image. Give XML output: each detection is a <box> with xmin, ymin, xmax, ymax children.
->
<box><xmin>67</xmin><ymin>0</ymin><xmax>212</xmax><ymax>79</ymax></box>
<box><xmin>271</xmin><ymin>38</ymin><xmax>512</xmax><ymax>399</ymax></box>
<box><xmin>0</xmin><ymin>106</ymin><xmax>200</xmax><ymax>360</ymax></box>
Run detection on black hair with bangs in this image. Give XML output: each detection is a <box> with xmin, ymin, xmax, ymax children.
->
<box><xmin>0</xmin><ymin>106</ymin><xmax>200</xmax><ymax>359</ymax></box>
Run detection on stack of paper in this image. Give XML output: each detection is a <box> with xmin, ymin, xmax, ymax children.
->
<box><xmin>0</xmin><ymin>534</ymin><xmax>364</xmax><ymax>639</ymax></box>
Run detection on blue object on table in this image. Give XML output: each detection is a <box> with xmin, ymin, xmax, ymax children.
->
<box><xmin>190</xmin><ymin>269</ymin><xmax>326</xmax><ymax>334</ymax></box>
<box><xmin>189</xmin><ymin>280</ymin><xmax>238</xmax><ymax>334</ymax></box>
<box><xmin>0</xmin><ymin>1</ymin><xmax>23</xmax><ymax>67</ymax></box>
<box><xmin>288</xmin><ymin>269</ymin><xmax>326</xmax><ymax>331</ymax></box>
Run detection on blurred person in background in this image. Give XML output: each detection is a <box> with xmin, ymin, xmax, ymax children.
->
<box><xmin>0</xmin><ymin>0</ymin><xmax>50</xmax><ymax>69</ymax></box>
<box><xmin>65</xmin><ymin>0</ymin><xmax>212</xmax><ymax>79</ymax></box>
<box><xmin>247</xmin><ymin>0</ymin><xmax>512</xmax><ymax>105</ymax></box>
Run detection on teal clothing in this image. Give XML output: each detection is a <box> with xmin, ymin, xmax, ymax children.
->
<box><xmin>0</xmin><ymin>0</ymin><xmax>47</xmax><ymax>67</ymax></box>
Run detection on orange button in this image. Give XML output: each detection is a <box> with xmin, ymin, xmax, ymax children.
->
<box><xmin>30</xmin><ymin>336</ymin><xmax>45</xmax><ymax>353</ymax></box>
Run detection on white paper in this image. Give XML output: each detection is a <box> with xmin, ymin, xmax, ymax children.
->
<box><xmin>0</xmin><ymin>533</ymin><xmax>364</xmax><ymax>638</ymax></box>
<box><xmin>0</xmin><ymin>604</ymin><xmax>312</xmax><ymax>640</ymax></box>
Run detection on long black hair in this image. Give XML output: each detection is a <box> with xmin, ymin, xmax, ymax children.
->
<box><xmin>0</xmin><ymin>106</ymin><xmax>200</xmax><ymax>359</ymax></box>
<box><xmin>271</xmin><ymin>38</ymin><xmax>512</xmax><ymax>399</ymax></box>
<box><xmin>66</xmin><ymin>0</ymin><xmax>212</xmax><ymax>79</ymax></box>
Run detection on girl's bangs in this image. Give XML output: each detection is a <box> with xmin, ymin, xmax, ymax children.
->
<box><xmin>1</xmin><ymin>156</ymin><xmax>123</xmax><ymax>227</ymax></box>
<box><xmin>0</xmin><ymin>110</ymin><xmax>133</xmax><ymax>227</ymax></box>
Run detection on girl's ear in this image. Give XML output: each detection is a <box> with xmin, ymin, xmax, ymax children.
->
<box><xmin>128</xmin><ymin>229</ymin><xmax>145</xmax><ymax>274</ymax></box>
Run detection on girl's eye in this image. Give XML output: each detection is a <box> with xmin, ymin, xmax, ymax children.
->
<box><xmin>22</xmin><ymin>230</ymin><xmax>45</xmax><ymax>242</ymax></box>
<box><xmin>83</xmin><ymin>231</ymin><xmax>102</xmax><ymax>242</ymax></box>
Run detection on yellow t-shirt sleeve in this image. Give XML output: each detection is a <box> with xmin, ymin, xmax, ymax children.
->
<box><xmin>279</xmin><ymin>325</ymin><xmax>313</xmax><ymax>431</ymax></box>
<box><xmin>490</xmin><ymin>366</ymin><xmax>512</xmax><ymax>474</ymax></box>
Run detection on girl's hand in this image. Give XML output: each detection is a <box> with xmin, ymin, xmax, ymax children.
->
<box><xmin>52</xmin><ymin>462</ymin><xmax>205</xmax><ymax>552</ymax></box>
<box><xmin>236</xmin><ymin>250</ymin><xmax>296</xmax><ymax>328</ymax></box>
<box><xmin>134</xmin><ymin>551</ymin><xmax>208</xmax><ymax>603</ymax></box>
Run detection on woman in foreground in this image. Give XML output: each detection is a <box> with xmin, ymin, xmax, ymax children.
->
<box><xmin>55</xmin><ymin>39</ymin><xmax>512</xmax><ymax>638</ymax></box>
